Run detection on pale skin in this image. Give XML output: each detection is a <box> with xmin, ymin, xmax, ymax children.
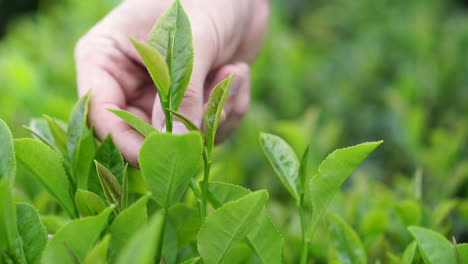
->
<box><xmin>75</xmin><ymin>0</ymin><xmax>270</xmax><ymax>165</ymax></box>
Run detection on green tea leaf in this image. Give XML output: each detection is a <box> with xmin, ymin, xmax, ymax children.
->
<box><xmin>139</xmin><ymin>131</ymin><xmax>203</xmax><ymax>208</ymax></box>
<box><xmin>45</xmin><ymin>115</ymin><xmax>68</xmax><ymax>155</ymax></box>
<box><xmin>299</xmin><ymin>145</ymin><xmax>310</xmax><ymax>199</ymax></box>
<box><xmin>197</xmin><ymin>190</ymin><xmax>269</xmax><ymax>264</ymax></box>
<box><xmin>148</xmin><ymin>0</ymin><xmax>194</xmax><ymax>110</ymax></box>
<box><xmin>401</xmin><ymin>241</ymin><xmax>417</xmax><ymax>264</ymax></box>
<box><xmin>131</xmin><ymin>38</ymin><xmax>170</xmax><ymax>101</ymax></box>
<box><xmin>42</xmin><ymin>206</ymin><xmax>113</xmax><ymax>264</ymax></box>
<box><xmin>41</xmin><ymin>215</ymin><xmax>69</xmax><ymax>235</ymax></box>
<box><xmin>88</xmin><ymin>135</ymin><xmax>125</xmax><ymax>198</ymax></box>
<box><xmin>204</xmin><ymin>75</ymin><xmax>233</xmax><ymax>156</ymax></box>
<box><xmin>162</xmin><ymin>221</ymin><xmax>178</xmax><ymax>264</ymax></box>
<box><xmin>309</xmin><ymin>141</ymin><xmax>383</xmax><ymax>232</ymax></box>
<box><xmin>408</xmin><ymin>226</ymin><xmax>456</xmax><ymax>264</ymax></box>
<box><xmin>115</xmin><ymin>211</ymin><xmax>165</xmax><ymax>264</ymax></box>
<box><xmin>83</xmin><ymin>235</ymin><xmax>110</xmax><ymax>264</ymax></box>
<box><xmin>168</xmin><ymin>204</ymin><xmax>200</xmax><ymax>247</ymax></box>
<box><xmin>110</xmin><ymin>193</ymin><xmax>150</xmax><ymax>254</ymax></box>
<box><xmin>75</xmin><ymin>189</ymin><xmax>106</xmax><ymax>217</ymax></box>
<box><xmin>0</xmin><ymin>179</ymin><xmax>25</xmax><ymax>264</ymax></box>
<box><xmin>433</xmin><ymin>199</ymin><xmax>458</xmax><ymax>229</ymax></box>
<box><xmin>181</xmin><ymin>257</ymin><xmax>201</xmax><ymax>264</ymax></box>
<box><xmin>16</xmin><ymin>203</ymin><xmax>47</xmax><ymax>264</ymax></box>
<box><xmin>327</xmin><ymin>213</ymin><xmax>366</xmax><ymax>264</ymax></box>
<box><xmin>108</xmin><ymin>109</ymin><xmax>157</xmax><ymax>137</ymax></box>
<box><xmin>24</xmin><ymin>118</ymin><xmax>58</xmax><ymax>153</ymax></box>
<box><xmin>458</xmin><ymin>244</ymin><xmax>468</xmax><ymax>264</ymax></box>
<box><xmin>121</xmin><ymin>164</ymin><xmax>128</xmax><ymax>209</ymax></box>
<box><xmin>14</xmin><ymin>138</ymin><xmax>77</xmax><ymax>218</ymax></box>
<box><xmin>260</xmin><ymin>133</ymin><xmax>300</xmax><ymax>201</ymax></box>
<box><xmin>67</xmin><ymin>91</ymin><xmax>90</xmax><ymax>169</ymax></box>
<box><xmin>395</xmin><ymin>199</ymin><xmax>422</xmax><ymax>227</ymax></box>
<box><xmin>207</xmin><ymin>182</ymin><xmax>284</xmax><ymax>264</ymax></box>
<box><xmin>95</xmin><ymin>160</ymin><xmax>122</xmax><ymax>211</ymax></box>
<box><xmin>0</xmin><ymin>119</ymin><xmax>15</xmax><ymax>184</ymax></box>
<box><xmin>75</xmin><ymin>127</ymin><xmax>96</xmax><ymax>189</ymax></box>
<box><xmin>168</xmin><ymin>109</ymin><xmax>201</xmax><ymax>132</ymax></box>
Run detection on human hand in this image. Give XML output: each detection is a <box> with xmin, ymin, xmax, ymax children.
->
<box><xmin>75</xmin><ymin>0</ymin><xmax>269</xmax><ymax>165</ymax></box>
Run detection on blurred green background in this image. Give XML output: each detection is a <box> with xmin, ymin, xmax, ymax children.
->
<box><xmin>1</xmin><ymin>0</ymin><xmax>468</xmax><ymax>262</ymax></box>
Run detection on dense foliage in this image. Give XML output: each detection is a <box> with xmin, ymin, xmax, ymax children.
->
<box><xmin>1</xmin><ymin>0</ymin><xmax>468</xmax><ymax>263</ymax></box>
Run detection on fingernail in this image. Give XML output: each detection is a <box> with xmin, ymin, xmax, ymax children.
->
<box><xmin>228</xmin><ymin>75</ymin><xmax>242</xmax><ymax>97</ymax></box>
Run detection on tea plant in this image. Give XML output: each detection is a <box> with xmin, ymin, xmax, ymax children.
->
<box><xmin>1</xmin><ymin>1</ymin><xmax>468</xmax><ymax>263</ymax></box>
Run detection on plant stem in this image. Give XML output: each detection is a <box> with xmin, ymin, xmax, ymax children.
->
<box><xmin>164</xmin><ymin>110</ymin><xmax>173</xmax><ymax>133</ymax></box>
<box><xmin>299</xmin><ymin>202</ymin><xmax>309</xmax><ymax>264</ymax></box>
<box><xmin>200</xmin><ymin>151</ymin><xmax>211</xmax><ymax>221</ymax></box>
<box><xmin>155</xmin><ymin>208</ymin><xmax>168</xmax><ymax>263</ymax></box>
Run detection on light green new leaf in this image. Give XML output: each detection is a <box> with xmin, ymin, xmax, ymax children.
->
<box><xmin>108</xmin><ymin>109</ymin><xmax>157</xmax><ymax>137</ymax></box>
<box><xmin>309</xmin><ymin>141</ymin><xmax>383</xmax><ymax>232</ymax></box>
<box><xmin>16</xmin><ymin>203</ymin><xmax>47</xmax><ymax>264</ymax></box>
<box><xmin>83</xmin><ymin>235</ymin><xmax>110</xmax><ymax>264</ymax></box>
<box><xmin>168</xmin><ymin>109</ymin><xmax>200</xmax><ymax>132</ymax></box>
<box><xmin>88</xmin><ymin>135</ymin><xmax>125</xmax><ymax>198</ymax></box>
<box><xmin>14</xmin><ymin>138</ymin><xmax>76</xmax><ymax>218</ymax></box>
<box><xmin>395</xmin><ymin>199</ymin><xmax>422</xmax><ymax>227</ymax></box>
<box><xmin>182</xmin><ymin>257</ymin><xmax>201</xmax><ymax>264</ymax></box>
<box><xmin>42</xmin><ymin>206</ymin><xmax>113</xmax><ymax>264</ymax></box>
<box><xmin>24</xmin><ymin>118</ymin><xmax>58</xmax><ymax>152</ymax></box>
<box><xmin>207</xmin><ymin>181</ymin><xmax>284</xmax><ymax>264</ymax></box>
<box><xmin>110</xmin><ymin>193</ymin><xmax>150</xmax><ymax>254</ymax></box>
<box><xmin>75</xmin><ymin>127</ymin><xmax>96</xmax><ymax>189</ymax></box>
<box><xmin>260</xmin><ymin>133</ymin><xmax>300</xmax><ymax>201</ymax></box>
<box><xmin>0</xmin><ymin>179</ymin><xmax>25</xmax><ymax>264</ymax></box>
<box><xmin>0</xmin><ymin>120</ymin><xmax>15</xmax><ymax>184</ymax></box>
<box><xmin>327</xmin><ymin>213</ymin><xmax>366</xmax><ymax>264</ymax></box>
<box><xmin>41</xmin><ymin>215</ymin><xmax>69</xmax><ymax>235</ymax></box>
<box><xmin>458</xmin><ymin>244</ymin><xmax>468</xmax><ymax>264</ymax></box>
<box><xmin>197</xmin><ymin>190</ymin><xmax>269</xmax><ymax>264</ymax></box>
<box><xmin>401</xmin><ymin>241</ymin><xmax>417</xmax><ymax>264</ymax></box>
<box><xmin>148</xmin><ymin>0</ymin><xmax>194</xmax><ymax>110</ymax></box>
<box><xmin>139</xmin><ymin>131</ymin><xmax>203</xmax><ymax>208</ymax></box>
<box><xmin>95</xmin><ymin>160</ymin><xmax>122</xmax><ymax>211</ymax></box>
<box><xmin>131</xmin><ymin>38</ymin><xmax>170</xmax><ymax>101</ymax></box>
<box><xmin>116</xmin><ymin>211</ymin><xmax>165</xmax><ymax>264</ymax></box>
<box><xmin>75</xmin><ymin>189</ymin><xmax>106</xmax><ymax>217</ymax></box>
<box><xmin>204</xmin><ymin>75</ymin><xmax>233</xmax><ymax>156</ymax></box>
<box><xmin>408</xmin><ymin>226</ymin><xmax>456</xmax><ymax>264</ymax></box>
<box><xmin>44</xmin><ymin>115</ymin><xmax>68</xmax><ymax>155</ymax></box>
<box><xmin>67</xmin><ymin>91</ymin><xmax>90</xmax><ymax>168</ymax></box>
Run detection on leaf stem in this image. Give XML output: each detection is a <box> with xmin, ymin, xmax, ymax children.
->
<box><xmin>299</xmin><ymin>202</ymin><xmax>309</xmax><ymax>264</ymax></box>
<box><xmin>200</xmin><ymin>150</ymin><xmax>211</xmax><ymax>221</ymax></box>
<box><xmin>164</xmin><ymin>109</ymin><xmax>173</xmax><ymax>133</ymax></box>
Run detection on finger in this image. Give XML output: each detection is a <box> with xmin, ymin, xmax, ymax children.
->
<box><xmin>203</xmin><ymin>62</ymin><xmax>251</xmax><ymax>142</ymax></box>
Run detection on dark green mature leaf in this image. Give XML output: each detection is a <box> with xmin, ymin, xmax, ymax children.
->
<box><xmin>204</xmin><ymin>75</ymin><xmax>233</xmax><ymax>156</ymax></box>
<box><xmin>408</xmin><ymin>226</ymin><xmax>456</xmax><ymax>264</ymax></box>
<box><xmin>198</xmin><ymin>190</ymin><xmax>269</xmax><ymax>264</ymax></box>
<box><xmin>139</xmin><ymin>131</ymin><xmax>203</xmax><ymax>208</ymax></box>
<box><xmin>110</xmin><ymin>193</ymin><xmax>150</xmax><ymax>254</ymax></box>
<box><xmin>24</xmin><ymin>118</ymin><xmax>58</xmax><ymax>152</ymax></box>
<box><xmin>0</xmin><ymin>119</ymin><xmax>15</xmax><ymax>184</ymax></box>
<box><xmin>168</xmin><ymin>204</ymin><xmax>200</xmax><ymax>247</ymax></box>
<box><xmin>83</xmin><ymin>235</ymin><xmax>110</xmax><ymax>264</ymax></box>
<box><xmin>0</xmin><ymin>179</ymin><xmax>26</xmax><ymax>264</ymax></box>
<box><xmin>208</xmin><ymin>182</ymin><xmax>284</xmax><ymax>264</ymax></box>
<box><xmin>401</xmin><ymin>241</ymin><xmax>417</xmax><ymax>264</ymax></box>
<box><xmin>67</xmin><ymin>91</ymin><xmax>90</xmax><ymax>169</ymax></box>
<box><xmin>309</xmin><ymin>141</ymin><xmax>383</xmax><ymax>232</ymax></box>
<box><xmin>14</xmin><ymin>139</ymin><xmax>77</xmax><ymax>218</ymax></box>
<box><xmin>260</xmin><ymin>133</ymin><xmax>300</xmax><ymax>201</ymax></box>
<box><xmin>327</xmin><ymin>213</ymin><xmax>366</xmax><ymax>264</ymax></box>
<box><xmin>115</xmin><ymin>210</ymin><xmax>165</xmax><ymax>264</ymax></box>
<box><xmin>16</xmin><ymin>203</ymin><xmax>47</xmax><ymax>264</ymax></box>
<box><xmin>108</xmin><ymin>109</ymin><xmax>157</xmax><ymax>137</ymax></box>
<box><xmin>88</xmin><ymin>135</ymin><xmax>125</xmax><ymax>198</ymax></box>
<box><xmin>131</xmin><ymin>38</ymin><xmax>170</xmax><ymax>101</ymax></box>
<box><xmin>148</xmin><ymin>0</ymin><xmax>194</xmax><ymax>110</ymax></box>
<box><xmin>75</xmin><ymin>189</ymin><xmax>106</xmax><ymax>217</ymax></box>
<box><xmin>95</xmin><ymin>160</ymin><xmax>122</xmax><ymax>211</ymax></box>
<box><xmin>458</xmin><ymin>244</ymin><xmax>468</xmax><ymax>264</ymax></box>
<box><xmin>42</xmin><ymin>206</ymin><xmax>113</xmax><ymax>264</ymax></box>
<box><xmin>168</xmin><ymin>109</ymin><xmax>200</xmax><ymax>132</ymax></box>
